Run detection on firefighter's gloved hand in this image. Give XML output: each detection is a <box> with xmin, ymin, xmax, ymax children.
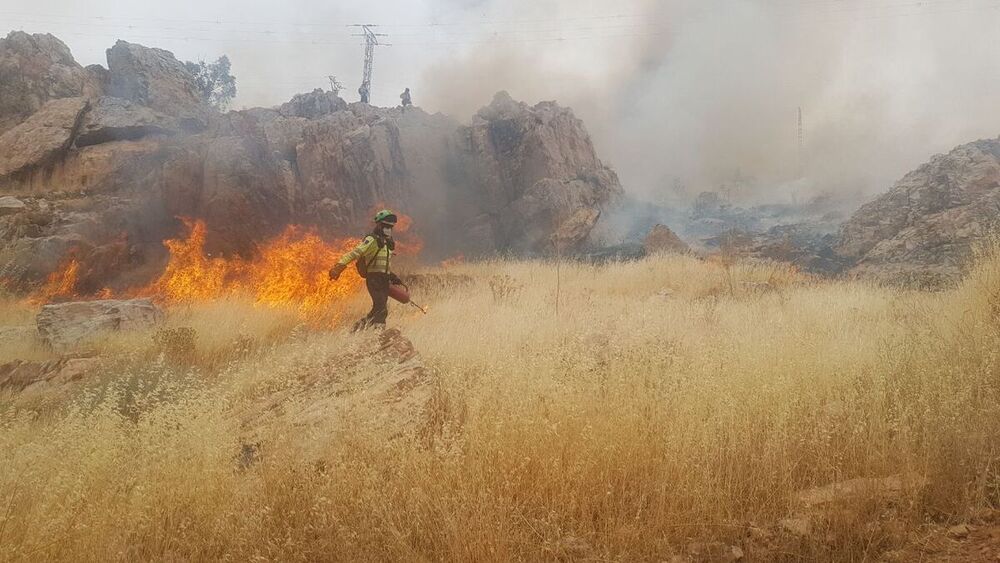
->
<box><xmin>329</xmin><ymin>263</ymin><xmax>346</xmax><ymax>280</ymax></box>
<box><xmin>389</xmin><ymin>273</ymin><xmax>403</xmax><ymax>286</ymax></box>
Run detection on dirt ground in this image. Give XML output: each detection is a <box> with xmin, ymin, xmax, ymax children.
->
<box><xmin>887</xmin><ymin>511</ymin><xmax>1000</xmax><ymax>562</ymax></box>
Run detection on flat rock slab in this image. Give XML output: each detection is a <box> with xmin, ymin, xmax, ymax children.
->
<box><xmin>0</xmin><ymin>195</ymin><xmax>26</xmax><ymax>214</ymax></box>
<box><xmin>75</xmin><ymin>96</ymin><xmax>179</xmax><ymax>146</ymax></box>
<box><xmin>36</xmin><ymin>298</ymin><xmax>164</xmax><ymax>349</ymax></box>
<box><xmin>0</xmin><ymin>357</ymin><xmax>100</xmax><ymax>393</ymax></box>
<box><xmin>0</xmin><ymin>97</ymin><xmax>90</xmax><ymax>181</ymax></box>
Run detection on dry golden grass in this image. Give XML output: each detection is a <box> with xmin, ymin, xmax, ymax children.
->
<box><xmin>1</xmin><ymin>250</ymin><xmax>999</xmax><ymax>561</ymax></box>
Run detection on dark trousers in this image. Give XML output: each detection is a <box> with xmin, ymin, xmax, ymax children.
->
<box><xmin>354</xmin><ymin>273</ymin><xmax>389</xmax><ymax>331</ymax></box>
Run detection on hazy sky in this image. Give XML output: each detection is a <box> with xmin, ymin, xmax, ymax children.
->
<box><xmin>4</xmin><ymin>0</ymin><xmax>1000</xmax><ymax>204</ymax></box>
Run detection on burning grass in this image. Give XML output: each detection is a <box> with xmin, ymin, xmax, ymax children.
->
<box><xmin>141</xmin><ymin>219</ymin><xmax>367</xmax><ymax>321</ymax></box>
<box><xmin>2</xmin><ymin>249</ymin><xmax>1000</xmax><ymax>561</ymax></box>
<box><xmin>27</xmin><ymin>215</ymin><xmax>425</xmax><ymax>326</ymax></box>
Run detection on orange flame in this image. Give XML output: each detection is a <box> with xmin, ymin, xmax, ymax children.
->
<box><xmin>146</xmin><ymin>219</ymin><xmax>236</xmax><ymax>302</ymax></box>
<box><xmin>138</xmin><ymin>219</ymin><xmax>367</xmax><ymax>320</ymax></box>
<box><xmin>30</xmin><ymin>213</ymin><xmax>423</xmax><ymax>324</ymax></box>
<box><xmin>249</xmin><ymin>227</ymin><xmax>364</xmax><ymax>312</ymax></box>
<box><xmin>32</xmin><ymin>257</ymin><xmax>80</xmax><ymax>303</ymax></box>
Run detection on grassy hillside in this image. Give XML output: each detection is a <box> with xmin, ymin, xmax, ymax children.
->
<box><xmin>2</xmin><ymin>249</ymin><xmax>999</xmax><ymax>561</ymax></box>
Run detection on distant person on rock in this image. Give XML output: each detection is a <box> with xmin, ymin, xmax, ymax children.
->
<box><xmin>358</xmin><ymin>83</ymin><xmax>370</xmax><ymax>104</ymax></box>
<box><xmin>400</xmin><ymin>87</ymin><xmax>412</xmax><ymax>112</ymax></box>
<box><xmin>329</xmin><ymin>209</ymin><xmax>403</xmax><ymax>331</ymax></box>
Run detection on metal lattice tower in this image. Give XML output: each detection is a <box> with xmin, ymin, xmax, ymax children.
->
<box><xmin>349</xmin><ymin>24</ymin><xmax>388</xmax><ymax>102</ymax></box>
<box><xmin>327</xmin><ymin>75</ymin><xmax>343</xmax><ymax>96</ymax></box>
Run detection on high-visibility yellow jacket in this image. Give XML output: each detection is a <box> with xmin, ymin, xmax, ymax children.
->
<box><xmin>338</xmin><ymin>235</ymin><xmax>392</xmax><ymax>274</ymax></box>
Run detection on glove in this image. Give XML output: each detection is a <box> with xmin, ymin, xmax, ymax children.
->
<box><xmin>389</xmin><ymin>272</ymin><xmax>403</xmax><ymax>286</ymax></box>
<box><xmin>329</xmin><ymin>263</ymin><xmax>346</xmax><ymax>280</ymax></box>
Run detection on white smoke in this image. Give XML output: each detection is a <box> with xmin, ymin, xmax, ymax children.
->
<box><xmin>419</xmin><ymin>0</ymin><xmax>1000</xmax><ymax>205</ymax></box>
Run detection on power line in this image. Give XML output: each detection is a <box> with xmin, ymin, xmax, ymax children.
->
<box><xmin>3</xmin><ymin>0</ymin><xmax>999</xmax><ymax>50</ymax></box>
<box><xmin>3</xmin><ymin>0</ymin><xmax>998</xmax><ymax>36</ymax></box>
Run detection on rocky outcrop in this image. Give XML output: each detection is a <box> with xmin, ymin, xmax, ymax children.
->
<box><xmin>643</xmin><ymin>224</ymin><xmax>689</xmax><ymax>255</ymax></box>
<box><xmin>837</xmin><ymin>137</ymin><xmax>1000</xmax><ymax>286</ymax></box>
<box><xmin>36</xmin><ymin>298</ymin><xmax>164</xmax><ymax>349</ymax></box>
<box><xmin>106</xmin><ymin>40</ymin><xmax>208</xmax><ymax>130</ymax></box>
<box><xmin>0</xmin><ymin>31</ymin><xmax>103</xmax><ymax>133</ymax></box>
<box><xmin>0</xmin><ymin>97</ymin><xmax>90</xmax><ymax>184</ymax></box>
<box><xmin>278</xmin><ymin>88</ymin><xmax>348</xmax><ymax>119</ymax></box>
<box><xmin>238</xmin><ymin>328</ymin><xmax>435</xmax><ymax>450</ymax></box>
<box><xmin>458</xmin><ymin>91</ymin><xmax>623</xmax><ymax>253</ymax></box>
<box><xmin>0</xmin><ymin>34</ymin><xmax>624</xmax><ymax>293</ymax></box>
<box><xmin>705</xmin><ymin>224</ymin><xmax>845</xmax><ymax>274</ymax></box>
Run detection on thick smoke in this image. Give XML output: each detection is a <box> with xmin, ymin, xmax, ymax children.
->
<box><xmin>8</xmin><ymin>0</ymin><xmax>1000</xmax><ymax>208</ymax></box>
<box><xmin>419</xmin><ymin>0</ymin><xmax>1000</xmax><ymax>206</ymax></box>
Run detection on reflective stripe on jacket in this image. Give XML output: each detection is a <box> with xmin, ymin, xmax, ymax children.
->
<box><xmin>338</xmin><ymin>236</ymin><xmax>391</xmax><ymax>274</ymax></box>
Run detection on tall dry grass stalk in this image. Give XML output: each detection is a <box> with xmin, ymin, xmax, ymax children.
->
<box><xmin>1</xmin><ymin>249</ymin><xmax>999</xmax><ymax>561</ymax></box>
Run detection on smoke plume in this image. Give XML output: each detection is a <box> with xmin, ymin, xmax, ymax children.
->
<box><xmin>419</xmin><ymin>0</ymin><xmax>1000</xmax><ymax>205</ymax></box>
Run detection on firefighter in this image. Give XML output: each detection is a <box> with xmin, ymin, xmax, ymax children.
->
<box><xmin>329</xmin><ymin>209</ymin><xmax>403</xmax><ymax>331</ymax></box>
<box><xmin>400</xmin><ymin>87</ymin><xmax>412</xmax><ymax>112</ymax></box>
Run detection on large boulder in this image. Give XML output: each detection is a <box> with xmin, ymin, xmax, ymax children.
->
<box><xmin>643</xmin><ymin>224</ymin><xmax>690</xmax><ymax>255</ymax></box>
<box><xmin>0</xmin><ymin>31</ymin><xmax>103</xmax><ymax>133</ymax></box>
<box><xmin>0</xmin><ymin>195</ymin><xmax>26</xmax><ymax>214</ymax></box>
<box><xmin>0</xmin><ymin>97</ymin><xmax>90</xmax><ymax>185</ymax></box>
<box><xmin>837</xmin><ymin>137</ymin><xmax>1000</xmax><ymax>286</ymax></box>
<box><xmin>106</xmin><ymin>40</ymin><xmax>209</xmax><ymax>129</ymax></box>
<box><xmin>36</xmin><ymin>298</ymin><xmax>164</xmax><ymax>349</ymax></box>
<box><xmin>459</xmin><ymin>91</ymin><xmax>623</xmax><ymax>253</ymax></box>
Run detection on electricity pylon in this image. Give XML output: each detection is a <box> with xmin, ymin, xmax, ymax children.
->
<box><xmin>349</xmin><ymin>24</ymin><xmax>388</xmax><ymax>103</ymax></box>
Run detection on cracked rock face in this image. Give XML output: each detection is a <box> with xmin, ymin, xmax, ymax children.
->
<box><xmin>0</xmin><ymin>97</ymin><xmax>90</xmax><ymax>184</ymax></box>
<box><xmin>0</xmin><ymin>31</ymin><xmax>104</xmax><ymax>134</ymax></box>
<box><xmin>837</xmin><ymin>137</ymin><xmax>1000</xmax><ymax>286</ymax></box>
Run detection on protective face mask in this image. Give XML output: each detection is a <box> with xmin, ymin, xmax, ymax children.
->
<box><xmin>382</xmin><ymin>228</ymin><xmax>393</xmax><ymax>237</ymax></box>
